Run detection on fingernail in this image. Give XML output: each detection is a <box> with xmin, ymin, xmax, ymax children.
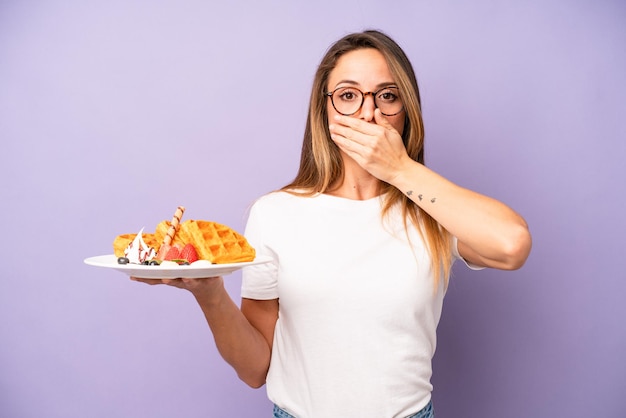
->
<box><xmin>328</xmin><ymin>124</ymin><xmax>334</xmax><ymax>131</ymax></box>
<box><xmin>334</xmin><ymin>115</ymin><xmax>341</xmax><ymax>121</ymax></box>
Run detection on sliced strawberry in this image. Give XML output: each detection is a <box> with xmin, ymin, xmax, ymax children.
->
<box><xmin>179</xmin><ymin>243</ymin><xmax>199</xmax><ymax>263</ymax></box>
<box><xmin>155</xmin><ymin>243</ymin><xmax>170</xmax><ymax>260</ymax></box>
<box><xmin>164</xmin><ymin>245</ymin><xmax>181</xmax><ymax>261</ymax></box>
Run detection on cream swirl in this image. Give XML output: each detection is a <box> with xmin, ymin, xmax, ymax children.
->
<box><xmin>123</xmin><ymin>228</ymin><xmax>157</xmax><ymax>264</ymax></box>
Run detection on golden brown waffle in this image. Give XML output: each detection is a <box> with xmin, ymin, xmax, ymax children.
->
<box><xmin>153</xmin><ymin>219</ymin><xmax>256</xmax><ymax>263</ymax></box>
<box><xmin>182</xmin><ymin>220</ymin><xmax>255</xmax><ymax>263</ymax></box>
<box><xmin>155</xmin><ymin>220</ymin><xmax>189</xmax><ymax>247</ymax></box>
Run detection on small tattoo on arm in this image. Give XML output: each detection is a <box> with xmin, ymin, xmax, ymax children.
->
<box><xmin>408</xmin><ymin>190</ymin><xmax>434</xmax><ymax>203</ymax></box>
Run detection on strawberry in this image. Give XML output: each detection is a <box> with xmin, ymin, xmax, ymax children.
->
<box><xmin>155</xmin><ymin>243</ymin><xmax>170</xmax><ymax>260</ymax></box>
<box><xmin>179</xmin><ymin>243</ymin><xmax>199</xmax><ymax>264</ymax></box>
<box><xmin>164</xmin><ymin>245</ymin><xmax>181</xmax><ymax>261</ymax></box>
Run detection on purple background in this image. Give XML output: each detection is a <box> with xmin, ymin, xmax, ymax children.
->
<box><xmin>1</xmin><ymin>1</ymin><xmax>624</xmax><ymax>417</ymax></box>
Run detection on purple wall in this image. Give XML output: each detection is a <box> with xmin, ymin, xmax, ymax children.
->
<box><xmin>1</xmin><ymin>1</ymin><xmax>624</xmax><ymax>417</ymax></box>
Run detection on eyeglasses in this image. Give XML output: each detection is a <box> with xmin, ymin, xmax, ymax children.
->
<box><xmin>325</xmin><ymin>86</ymin><xmax>404</xmax><ymax>116</ymax></box>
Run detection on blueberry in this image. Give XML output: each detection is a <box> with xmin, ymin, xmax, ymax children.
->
<box><xmin>149</xmin><ymin>260</ymin><xmax>160</xmax><ymax>265</ymax></box>
<box><xmin>117</xmin><ymin>257</ymin><xmax>130</xmax><ymax>265</ymax></box>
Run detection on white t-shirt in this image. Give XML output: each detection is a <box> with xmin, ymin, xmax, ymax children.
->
<box><xmin>242</xmin><ymin>191</ymin><xmax>466</xmax><ymax>418</ymax></box>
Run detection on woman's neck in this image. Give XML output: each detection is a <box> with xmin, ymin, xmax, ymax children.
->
<box><xmin>326</xmin><ymin>156</ymin><xmax>381</xmax><ymax>200</ymax></box>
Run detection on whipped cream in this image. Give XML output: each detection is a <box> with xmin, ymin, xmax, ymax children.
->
<box><xmin>124</xmin><ymin>228</ymin><xmax>157</xmax><ymax>264</ymax></box>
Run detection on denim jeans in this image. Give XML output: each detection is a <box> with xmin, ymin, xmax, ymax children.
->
<box><xmin>272</xmin><ymin>399</ymin><xmax>434</xmax><ymax>418</ymax></box>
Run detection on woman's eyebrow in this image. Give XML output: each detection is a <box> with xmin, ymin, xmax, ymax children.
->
<box><xmin>334</xmin><ymin>79</ymin><xmax>359</xmax><ymax>86</ymax></box>
<box><xmin>333</xmin><ymin>79</ymin><xmax>398</xmax><ymax>89</ymax></box>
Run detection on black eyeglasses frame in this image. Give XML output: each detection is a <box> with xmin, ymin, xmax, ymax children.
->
<box><xmin>324</xmin><ymin>86</ymin><xmax>404</xmax><ymax>117</ymax></box>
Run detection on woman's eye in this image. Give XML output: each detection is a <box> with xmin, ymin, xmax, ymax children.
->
<box><xmin>378</xmin><ymin>90</ymin><xmax>398</xmax><ymax>102</ymax></box>
<box><xmin>338</xmin><ymin>90</ymin><xmax>359</xmax><ymax>102</ymax></box>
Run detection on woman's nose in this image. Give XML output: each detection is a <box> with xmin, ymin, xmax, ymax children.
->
<box><xmin>359</xmin><ymin>93</ymin><xmax>376</xmax><ymax>122</ymax></box>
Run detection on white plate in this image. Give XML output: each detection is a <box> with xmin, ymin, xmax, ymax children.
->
<box><xmin>84</xmin><ymin>254</ymin><xmax>272</xmax><ymax>279</ymax></box>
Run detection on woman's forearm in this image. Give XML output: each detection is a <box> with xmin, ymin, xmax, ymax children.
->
<box><xmin>191</xmin><ymin>282</ymin><xmax>273</xmax><ymax>388</ymax></box>
<box><xmin>392</xmin><ymin>159</ymin><xmax>532</xmax><ymax>269</ymax></box>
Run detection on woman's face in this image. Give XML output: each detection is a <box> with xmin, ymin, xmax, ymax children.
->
<box><xmin>326</xmin><ymin>48</ymin><xmax>405</xmax><ymax>136</ymax></box>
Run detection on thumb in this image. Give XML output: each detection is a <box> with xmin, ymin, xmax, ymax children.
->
<box><xmin>374</xmin><ymin>108</ymin><xmax>394</xmax><ymax>129</ymax></box>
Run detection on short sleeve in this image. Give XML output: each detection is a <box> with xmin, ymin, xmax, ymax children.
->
<box><xmin>452</xmin><ymin>235</ymin><xmax>485</xmax><ymax>271</ymax></box>
<box><xmin>241</xmin><ymin>197</ymin><xmax>280</xmax><ymax>300</ymax></box>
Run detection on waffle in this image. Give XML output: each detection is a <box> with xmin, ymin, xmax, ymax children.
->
<box><xmin>182</xmin><ymin>220</ymin><xmax>255</xmax><ymax>263</ymax></box>
<box><xmin>154</xmin><ymin>219</ymin><xmax>256</xmax><ymax>264</ymax></box>
<box><xmin>113</xmin><ymin>233</ymin><xmax>160</xmax><ymax>257</ymax></box>
<box><xmin>155</xmin><ymin>220</ymin><xmax>190</xmax><ymax>247</ymax></box>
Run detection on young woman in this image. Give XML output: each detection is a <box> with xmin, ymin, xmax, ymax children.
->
<box><xmin>134</xmin><ymin>30</ymin><xmax>532</xmax><ymax>418</ymax></box>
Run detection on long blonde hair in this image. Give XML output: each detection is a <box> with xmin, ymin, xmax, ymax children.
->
<box><xmin>282</xmin><ymin>30</ymin><xmax>453</xmax><ymax>287</ymax></box>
